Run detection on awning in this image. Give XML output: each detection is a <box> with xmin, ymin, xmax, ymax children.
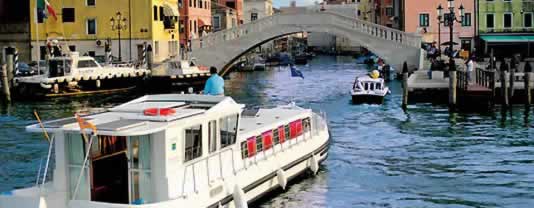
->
<box><xmin>481</xmin><ymin>35</ymin><xmax>534</xmax><ymax>43</ymax></box>
<box><xmin>162</xmin><ymin>3</ymin><xmax>179</xmax><ymax>16</ymax></box>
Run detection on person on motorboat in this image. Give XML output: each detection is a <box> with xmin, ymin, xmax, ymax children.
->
<box><xmin>203</xmin><ymin>66</ymin><xmax>224</xmax><ymax>96</ymax></box>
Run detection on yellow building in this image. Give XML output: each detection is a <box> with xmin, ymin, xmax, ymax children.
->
<box><xmin>30</xmin><ymin>0</ymin><xmax>180</xmax><ymax>63</ymax></box>
<box><xmin>358</xmin><ymin>0</ymin><xmax>372</xmax><ymax>21</ymax></box>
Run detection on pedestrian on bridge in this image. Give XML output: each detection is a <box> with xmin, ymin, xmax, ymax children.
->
<box><xmin>203</xmin><ymin>67</ymin><xmax>224</xmax><ymax>96</ymax></box>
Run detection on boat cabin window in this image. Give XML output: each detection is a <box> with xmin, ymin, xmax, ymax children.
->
<box><xmin>303</xmin><ymin>118</ymin><xmax>311</xmax><ymax>133</ymax></box>
<box><xmin>129</xmin><ymin>135</ymin><xmax>153</xmax><ymax>204</ymax></box>
<box><xmin>220</xmin><ymin>114</ymin><xmax>239</xmax><ymax>149</ymax></box>
<box><xmin>67</xmin><ymin>133</ymin><xmax>90</xmax><ymax>200</ymax></box>
<box><xmin>255</xmin><ymin>135</ymin><xmax>263</xmax><ymax>152</ymax></box>
<box><xmin>376</xmin><ymin>83</ymin><xmax>382</xmax><ymax>90</ymax></box>
<box><xmin>208</xmin><ymin>120</ymin><xmax>217</xmax><ymax>153</ymax></box>
<box><xmin>369</xmin><ymin>83</ymin><xmax>375</xmax><ymax>91</ymax></box>
<box><xmin>364</xmin><ymin>83</ymin><xmax>369</xmax><ymax>91</ymax></box>
<box><xmin>78</xmin><ymin>59</ymin><xmax>99</xmax><ymax>68</ymax></box>
<box><xmin>273</xmin><ymin>128</ymin><xmax>280</xmax><ymax>145</ymax></box>
<box><xmin>49</xmin><ymin>59</ymin><xmax>72</xmax><ymax>77</ymax></box>
<box><xmin>185</xmin><ymin>124</ymin><xmax>203</xmax><ymax>162</ymax></box>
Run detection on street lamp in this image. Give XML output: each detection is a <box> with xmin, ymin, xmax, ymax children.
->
<box><xmin>110</xmin><ymin>12</ymin><xmax>128</xmax><ymax>62</ymax></box>
<box><xmin>436</xmin><ymin>0</ymin><xmax>465</xmax><ymax>71</ymax></box>
<box><xmin>437</xmin><ymin>4</ymin><xmax>443</xmax><ymax>54</ymax></box>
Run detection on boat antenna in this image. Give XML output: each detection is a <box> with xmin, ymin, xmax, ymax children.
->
<box><xmin>33</xmin><ymin>110</ymin><xmax>50</xmax><ymax>142</ymax></box>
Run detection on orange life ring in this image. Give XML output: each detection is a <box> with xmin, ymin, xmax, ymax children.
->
<box><xmin>143</xmin><ymin>108</ymin><xmax>176</xmax><ymax>116</ymax></box>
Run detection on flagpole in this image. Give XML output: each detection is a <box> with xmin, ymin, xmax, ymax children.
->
<box><xmin>35</xmin><ymin>0</ymin><xmax>40</xmax><ymax>75</ymax></box>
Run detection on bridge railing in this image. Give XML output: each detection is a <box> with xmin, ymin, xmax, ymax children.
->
<box><xmin>192</xmin><ymin>10</ymin><xmax>421</xmax><ymax>50</ymax></box>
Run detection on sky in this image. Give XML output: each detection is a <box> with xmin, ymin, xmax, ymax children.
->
<box><xmin>273</xmin><ymin>0</ymin><xmax>317</xmax><ymax>8</ymax></box>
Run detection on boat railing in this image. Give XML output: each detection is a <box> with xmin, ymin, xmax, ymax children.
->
<box><xmin>180</xmin><ymin>146</ymin><xmax>238</xmax><ymax>197</ymax></box>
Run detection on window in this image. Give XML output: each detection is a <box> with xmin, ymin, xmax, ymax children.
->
<box><xmin>255</xmin><ymin>136</ymin><xmax>263</xmax><ymax>152</ymax></box>
<box><xmin>273</xmin><ymin>129</ymin><xmax>279</xmax><ymax>144</ymax></box>
<box><xmin>504</xmin><ymin>13</ymin><xmax>512</xmax><ymax>28</ymax></box>
<box><xmin>179</xmin><ymin>0</ymin><xmax>183</xmax><ymax>8</ymax></box>
<box><xmin>189</xmin><ymin>0</ymin><xmax>192</xmax><ymax>7</ymax></box>
<box><xmin>213</xmin><ymin>16</ymin><xmax>221</xmax><ymax>30</ymax></box>
<box><xmin>179</xmin><ymin>20</ymin><xmax>185</xmax><ymax>33</ymax></box>
<box><xmin>129</xmin><ymin>136</ymin><xmax>153</xmax><ymax>203</ymax></box>
<box><xmin>419</xmin><ymin>13</ymin><xmax>429</xmax><ymax>27</ymax></box>
<box><xmin>208</xmin><ymin>120</ymin><xmax>217</xmax><ymax>153</ymax></box>
<box><xmin>199</xmin><ymin>0</ymin><xmax>203</xmax><ymax>8</ymax></box>
<box><xmin>194</xmin><ymin>0</ymin><xmax>197</xmax><ymax>8</ymax></box>
<box><xmin>153</xmin><ymin>6</ymin><xmax>158</xmax><ymax>21</ymax></box>
<box><xmin>68</xmin><ymin>45</ymin><xmax>76</xmax><ymax>52</ymax></box>
<box><xmin>241</xmin><ymin>141</ymin><xmax>248</xmax><ymax>159</ymax></box>
<box><xmin>385</xmin><ymin>7</ymin><xmax>393</xmax><ymax>17</ymax></box>
<box><xmin>78</xmin><ymin>60</ymin><xmax>98</xmax><ymax>68</ymax></box>
<box><xmin>525</xmin><ymin>13</ymin><xmax>533</xmax><ymax>28</ymax></box>
<box><xmin>62</xmin><ymin>8</ymin><xmax>75</xmax><ymax>22</ymax></box>
<box><xmin>88</xmin><ymin>51</ymin><xmax>95</xmax><ymax>57</ymax></box>
<box><xmin>86</xmin><ymin>19</ymin><xmax>96</xmax><ymax>35</ymax></box>
<box><xmin>251</xmin><ymin>13</ymin><xmax>258</xmax><ymax>21</ymax></box>
<box><xmin>184</xmin><ymin>125</ymin><xmax>202</xmax><ymax>162</ymax></box>
<box><xmin>220</xmin><ymin>114</ymin><xmax>239</xmax><ymax>148</ymax></box>
<box><xmin>86</xmin><ymin>0</ymin><xmax>95</xmax><ymax>6</ymax></box>
<box><xmin>190</xmin><ymin>20</ymin><xmax>192</xmax><ymax>32</ymax></box>
<box><xmin>462</xmin><ymin>13</ymin><xmax>471</xmax><ymax>26</ymax></box>
<box><xmin>159</xmin><ymin>7</ymin><xmax>164</xmax><ymax>21</ymax></box>
<box><xmin>303</xmin><ymin>118</ymin><xmax>311</xmax><ymax>133</ymax></box>
<box><xmin>486</xmin><ymin>13</ymin><xmax>494</xmax><ymax>28</ymax></box>
<box><xmin>194</xmin><ymin>20</ymin><xmax>197</xmax><ymax>33</ymax></box>
<box><xmin>284</xmin><ymin>124</ymin><xmax>290</xmax><ymax>140</ymax></box>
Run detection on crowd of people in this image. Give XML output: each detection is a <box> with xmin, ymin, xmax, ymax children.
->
<box><xmin>425</xmin><ymin>41</ymin><xmax>476</xmax><ymax>83</ymax></box>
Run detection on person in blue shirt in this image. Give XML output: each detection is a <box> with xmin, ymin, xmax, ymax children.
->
<box><xmin>203</xmin><ymin>67</ymin><xmax>224</xmax><ymax>96</ymax></box>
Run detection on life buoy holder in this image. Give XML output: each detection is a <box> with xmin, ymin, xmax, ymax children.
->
<box><xmin>143</xmin><ymin>108</ymin><xmax>176</xmax><ymax>116</ymax></box>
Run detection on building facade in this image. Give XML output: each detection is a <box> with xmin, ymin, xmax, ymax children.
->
<box><xmin>478</xmin><ymin>0</ymin><xmax>534</xmax><ymax>57</ymax></box>
<box><xmin>179</xmin><ymin>0</ymin><xmax>212</xmax><ymax>53</ymax></box>
<box><xmin>243</xmin><ymin>0</ymin><xmax>273</xmax><ymax>24</ymax></box>
<box><xmin>211</xmin><ymin>0</ymin><xmax>245</xmax><ymax>32</ymax></box>
<box><xmin>0</xmin><ymin>0</ymin><xmax>30</xmax><ymax>63</ymax></box>
<box><xmin>29</xmin><ymin>0</ymin><xmax>179</xmax><ymax>63</ymax></box>
<box><xmin>403</xmin><ymin>0</ymin><xmax>475</xmax><ymax>51</ymax></box>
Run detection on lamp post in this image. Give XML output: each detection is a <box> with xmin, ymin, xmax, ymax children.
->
<box><xmin>437</xmin><ymin>4</ymin><xmax>443</xmax><ymax>54</ymax></box>
<box><xmin>110</xmin><ymin>12</ymin><xmax>128</xmax><ymax>62</ymax></box>
<box><xmin>436</xmin><ymin>0</ymin><xmax>465</xmax><ymax>71</ymax></box>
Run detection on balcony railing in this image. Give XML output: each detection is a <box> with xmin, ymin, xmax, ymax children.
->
<box><xmin>481</xmin><ymin>27</ymin><xmax>534</xmax><ymax>33</ymax></box>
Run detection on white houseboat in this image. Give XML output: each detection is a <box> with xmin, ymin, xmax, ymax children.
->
<box><xmin>0</xmin><ymin>94</ymin><xmax>330</xmax><ymax>208</ymax></box>
<box><xmin>351</xmin><ymin>70</ymin><xmax>390</xmax><ymax>104</ymax></box>
<box><xmin>13</xmin><ymin>52</ymin><xmax>150</xmax><ymax>98</ymax></box>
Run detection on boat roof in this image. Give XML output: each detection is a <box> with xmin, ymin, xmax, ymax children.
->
<box><xmin>238</xmin><ymin>106</ymin><xmax>311</xmax><ymax>138</ymax></box>
<box><xmin>27</xmin><ymin>94</ymin><xmax>244</xmax><ymax>136</ymax></box>
<box><xmin>357</xmin><ymin>76</ymin><xmax>384</xmax><ymax>83</ymax></box>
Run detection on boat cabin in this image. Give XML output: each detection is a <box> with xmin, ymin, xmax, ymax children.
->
<box><xmin>48</xmin><ymin>52</ymin><xmax>102</xmax><ymax>78</ymax></box>
<box><xmin>353</xmin><ymin>76</ymin><xmax>385</xmax><ymax>91</ymax></box>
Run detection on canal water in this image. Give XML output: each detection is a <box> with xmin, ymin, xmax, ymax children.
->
<box><xmin>1</xmin><ymin>55</ymin><xmax>533</xmax><ymax>207</ymax></box>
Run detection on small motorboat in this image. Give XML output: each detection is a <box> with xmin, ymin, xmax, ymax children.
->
<box><xmin>351</xmin><ymin>70</ymin><xmax>390</xmax><ymax>104</ymax></box>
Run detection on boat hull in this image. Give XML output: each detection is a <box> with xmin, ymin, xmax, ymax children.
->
<box><xmin>351</xmin><ymin>94</ymin><xmax>385</xmax><ymax>104</ymax></box>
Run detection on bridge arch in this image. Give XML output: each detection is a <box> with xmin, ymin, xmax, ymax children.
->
<box><xmin>191</xmin><ymin>11</ymin><xmax>423</xmax><ymax>75</ymax></box>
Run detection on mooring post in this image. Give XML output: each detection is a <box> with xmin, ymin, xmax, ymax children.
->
<box><xmin>525</xmin><ymin>61</ymin><xmax>532</xmax><ymax>107</ymax></box>
<box><xmin>401</xmin><ymin>62</ymin><xmax>409</xmax><ymax>110</ymax></box>
<box><xmin>509</xmin><ymin>58</ymin><xmax>517</xmax><ymax>99</ymax></box>
<box><xmin>146</xmin><ymin>44</ymin><xmax>153</xmax><ymax>70</ymax></box>
<box><xmin>449</xmin><ymin>59</ymin><xmax>457</xmax><ymax>109</ymax></box>
<box><xmin>6</xmin><ymin>54</ymin><xmax>14</xmax><ymax>86</ymax></box>
<box><xmin>1</xmin><ymin>64</ymin><xmax>11</xmax><ymax>102</ymax></box>
<box><xmin>500</xmin><ymin>61</ymin><xmax>510</xmax><ymax>108</ymax></box>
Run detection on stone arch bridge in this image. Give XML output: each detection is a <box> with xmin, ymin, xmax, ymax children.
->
<box><xmin>191</xmin><ymin>10</ymin><xmax>423</xmax><ymax>75</ymax></box>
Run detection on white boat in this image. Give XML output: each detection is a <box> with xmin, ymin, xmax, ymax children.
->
<box><xmin>351</xmin><ymin>71</ymin><xmax>390</xmax><ymax>104</ymax></box>
<box><xmin>13</xmin><ymin>52</ymin><xmax>150</xmax><ymax>97</ymax></box>
<box><xmin>0</xmin><ymin>94</ymin><xmax>330</xmax><ymax>208</ymax></box>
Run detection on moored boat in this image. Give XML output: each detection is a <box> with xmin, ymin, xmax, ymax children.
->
<box><xmin>0</xmin><ymin>94</ymin><xmax>330</xmax><ymax>208</ymax></box>
<box><xmin>351</xmin><ymin>70</ymin><xmax>390</xmax><ymax>104</ymax></box>
<box><xmin>13</xmin><ymin>52</ymin><xmax>149</xmax><ymax>98</ymax></box>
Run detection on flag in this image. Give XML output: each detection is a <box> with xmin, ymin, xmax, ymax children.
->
<box><xmin>75</xmin><ymin>114</ymin><xmax>98</xmax><ymax>137</ymax></box>
<box><xmin>290</xmin><ymin>65</ymin><xmax>304</xmax><ymax>79</ymax></box>
<box><xmin>37</xmin><ymin>0</ymin><xmax>57</xmax><ymax>21</ymax></box>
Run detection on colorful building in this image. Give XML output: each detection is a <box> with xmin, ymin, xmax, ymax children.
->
<box><xmin>478</xmin><ymin>0</ymin><xmax>534</xmax><ymax>57</ymax></box>
<box><xmin>402</xmin><ymin>0</ymin><xmax>475</xmax><ymax>51</ymax></box>
<box><xmin>30</xmin><ymin>0</ymin><xmax>180</xmax><ymax>63</ymax></box>
<box><xmin>243</xmin><ymin>0</ymin><xmax>273</xmax><ymax>24</ymax></box>
<box><xmin>179</xmin><ymin>0</ymin><xmax>213</xmax><ymax>53</ymax></box>
<box><xmin>0</xmin><ymin>0</ymin><xmax>30</xmax><ymax>63</ymax></box>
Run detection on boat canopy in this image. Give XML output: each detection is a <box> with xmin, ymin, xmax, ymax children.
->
<box><xmin>26</xmin><ymin>94</ymin><xmax>244</xmax><ymax>136</ymax></box>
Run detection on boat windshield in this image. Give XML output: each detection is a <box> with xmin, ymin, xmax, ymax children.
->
<box><xmin>49</xmin><ymin>59</ymin><xmax>72</xmax><ymax>77</ymax></box>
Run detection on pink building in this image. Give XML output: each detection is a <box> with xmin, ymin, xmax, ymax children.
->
<box><xmin>402</xmin><ymin>0</ymin><xmax>474</xmax><ymax>51</ymax></box>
